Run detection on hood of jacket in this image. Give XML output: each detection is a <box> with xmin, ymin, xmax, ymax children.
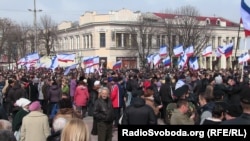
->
<box><xmin>132</xmin><ymin>97</ymin><xmax>145</xmax><ymax>108</ymax></box>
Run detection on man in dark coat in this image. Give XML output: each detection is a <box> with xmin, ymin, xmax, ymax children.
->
<box><xmin>122</xmin><ymin>97</ymin><xmax>156</xmax><ymax>125</ymax></box>
<box><xmin>221</xmin><ymin>85</ymin><xmax>250</xmax><ymax>125</ymax></box>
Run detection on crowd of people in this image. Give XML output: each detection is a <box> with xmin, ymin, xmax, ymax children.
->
<box><xmin>0</xmin><ymin>66</ymin><xmax>250</xmax><ymax>141</ymax></box>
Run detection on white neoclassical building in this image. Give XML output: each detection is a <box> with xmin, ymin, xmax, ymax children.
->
<box><xmin>56</xmin><ymin>9</ymin><xmax>246</xmax><ymax>69</ymax></box>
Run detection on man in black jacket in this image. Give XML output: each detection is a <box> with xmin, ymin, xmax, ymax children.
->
<box><xmin>122</xmin><ymin>97</ymin><xmax>156</xmax><ymax>125</ymax></box>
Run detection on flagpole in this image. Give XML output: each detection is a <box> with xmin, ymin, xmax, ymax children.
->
<box><xmin>241</xmin><ymin>38</ymin><xmax>246</xmax><ymax>80</ymax></box>
<box><xmin>233</xmin><ymin>20</ymin><xmax>242</xmax><ymax>70</ymax></box>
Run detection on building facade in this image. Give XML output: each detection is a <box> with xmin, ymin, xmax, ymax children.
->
<box><xmin>56</xmin><ymin>9</ymin><xmax>246</xmax><ymax>70</ymax></box>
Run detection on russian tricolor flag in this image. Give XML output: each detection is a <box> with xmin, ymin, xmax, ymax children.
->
<box><xmin>113</xmin><ymin>60</ymin><xmax>122</xmax><ymax>70</ymax></box>
<box><xmin>17</xmin><ymin>57</ymin><xmax>26</xmax><ymax>65</ymax></box>
<box><xmin>162</xmin><ymin>56</ymin><xmax>171</xmax><ymax>67</ymax></box>
<box><xmin>202</xmin><ymin>45</ymin><xmax>212</xmax><ymax>57</ymax></box>
<box><xmin>173</xmin><ymin>44</ymin><xmax>184</xmax><ymax>57</ymax></box>
<box><xmin>241</xmin><ymin>0</ymin><xmax>250</xmax><ymax>37</ymax></box>
<box><xmin>219</xmin><ymin>43</ymin><xmax>234</xmax><ymax>58</ymax></box>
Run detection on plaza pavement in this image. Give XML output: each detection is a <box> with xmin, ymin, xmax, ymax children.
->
<box><xmin>83</xmin><ymin>116</ymin><xmax>165</xmax><ymax>141</ymax></box>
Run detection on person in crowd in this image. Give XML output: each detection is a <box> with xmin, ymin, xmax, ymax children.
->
<box><xmin>70</xmin><ymin>75</ymin><xmax>77</xmax><ymax>101</ymax></box>
<box><xmin>47</xmin><ymin>81</ymin><xmax>61</xmax><ymax>118</ymax></box>
<box><xmin>12</xmin><ymin>98</ymin><xmax>31</xmax><ymax>141</ymax></box>
<box><xmin>159</xmin><ymin>75</ymin><xmax>173</xmax><ymax>124</ymax></box>
<box><xmin>61</xmin><ymin>78</ymin><xmax>69</xmax><ymax>98</ymax></box>
<box><xmin>202</xmin><ymin>103</ymin><xmax>224</xmax><ymax>125</ymax></box>
<box><xmin>198</xmin><ymin>91</ymin><xmax>215</xmax><ymax>125</ymax></box>
<box><xmin>20</xmin><ymin>101</ymin><xmax>51</xmax><ymax>141</ymax></box>
<box><xmin>125</xmin><ymin>74</ymin><xmax>139</xmax><ymax>107</ymax></box>
<box><xmin>89</xmin><ymin>80</ymin><xmax>101</xmax><ymax>135</ymax></box>
<box><xmin>170</xmin><ymin>99</ymin><xmax>195</xmax><ymax>125</ymax></box>
<box><xmin>141</xmin><ymin>84</ymin><xmax>162</xmax><ymax>124</ymax></box>
<box><xmin>0</xmin><ymin>103</ymin><xmax>8</xmax><ymax>120</ymax></box>
<box><xmin>47</xmin><ymin>117</ymin><xmax>67</xmax><ymax>141</ymax></box>
<box><xmin>60</xmin><ymin>118</ymin><xmax>90</xmax><ymax>141</ymax></box>
<box><xmin>53</xmin><ymin>98</ymin><xmax>82</xmax><ymax>122</ymax></box>
<box><xmin>74</xmin><ymin>80</ymin><xmax>89</xmax><ymax>118</ymax></box>
<box><xmin>121</xmin><ymin>97</ymin><xmax>156</xmax><ymax>125</ymax></box>
<box><xmin>38</xmin><ymin>77</ymin><xmax>46</xmax><ymax>112</ymax></box>
<box><xmin>93</xmin><ymin>87</ymin><xmax>114</xmax><ymax>141</ymax></box>
<box><xmin>166</xmin><ymin>84</ymin><xmax>197</xmax><ymax>125</ymax></box>
<box><xmin>110</xmin><ymin>77</ymin><xmax>123</xmax><ymax>129</ymax></box>
<box><xmin>221</xmin><ymin>85</ymin><xmax>250</xmax><ymax>125</ymax></box>
<box><xmin>0</xmin><ymin>119</ymin><xmax>12</xmax><ymax>131</ymax></box>
<box><xmin>223</xmin><ymin>104</ymin><xmax>242</xmax><ymax>121</ymax></box>
<box><xmin>0</xmin><ymin>130</ymin><xmax>17</xmax><ymax>141</ymax></box>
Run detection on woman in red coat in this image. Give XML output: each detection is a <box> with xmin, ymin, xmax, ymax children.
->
<box><xmin>74</xmin><ymin>80</ymin><xmax>89</xmax><ymax>118</ymax></box>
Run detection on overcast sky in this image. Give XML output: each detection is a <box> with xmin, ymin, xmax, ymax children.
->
<box><xmin>0</xmin><ymin>0</ymin><xmax>248</xmax><ymax>25</ymax></box>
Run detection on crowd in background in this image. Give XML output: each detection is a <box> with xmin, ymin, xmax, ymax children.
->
<box><xmin>0</xmin><ymin>66</ymin><xmax>250</xmax><ymax>141</ymax></box>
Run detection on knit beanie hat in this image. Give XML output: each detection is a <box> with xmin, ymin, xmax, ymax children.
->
<box><xmin>29</xmin><ymin>101</ymin><xmax>41</xmax><ymax>111</ymax></box>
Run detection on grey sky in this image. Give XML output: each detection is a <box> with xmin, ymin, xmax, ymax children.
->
<box><xmin>0</xmin><ymin>0</ymin><xmax>247</xmax><ymax>24</ymax></box>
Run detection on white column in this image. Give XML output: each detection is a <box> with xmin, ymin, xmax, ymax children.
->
<box><xmin>89</xmin><ymin>34</ymin><xmax>92</xmax><ymax>48</ymax></box>
<box><xmin>129</xmin><ymin>34</ymin><xmax>131</xmax><ymax>47</ymax></box>
<box><xmin>121</xmin><ymin>33</ymin><xmax>124</xmax><ymax>47</ymax></box>
<box><xmin>85</xmin><ymin>35</ymin><xmax>88</xmax><ymax>49</ymax></box>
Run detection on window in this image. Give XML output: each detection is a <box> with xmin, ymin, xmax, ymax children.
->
<box><xmin>156</xmin><ymin>35</ymin><xmax>161</xmax><ymax>47</ymax></box>
<box><xmin>100</xmin><ymin>33</ymin><xmax>106</xmax><ymax>47</ymax></box>
<box><xmin>212</xmin><ymin>36</ymin><xmax>215</xmax><ymax>49</ymax></box>
<box><xmin>172</xmin><ymin>35</ymin><xmax>176</xmax><ymax>47</ymax></box>
<box><xmin>216</xmin><ymin>19</ymin><xmax>220</xmax><ymax>25</ymax></box>
<box><xmin>142</xmin><ymin>34</ymin><xmax>147</xmax><ymax>47</ymax></box>
<box><xmin>161</xmin><ymin>35</ymin><xmax>166</xmax><ymax>46</ymax></box>
<box><xmin>218</xmin><ymin>37</ymin><xmax>221</xmax><ymax>46</ymax></box>
<box><xmin>131</xmin><ymin>34</ymin><xmax>137</xmax><ymax>47</ymax></box>
<box><xmin>124</xmin><ymin>33</ymin><xmax>129</xmax><ymax>47</ymax></box>
<box><xmin>206</xmin><ymin>18</ymin><xmax>210</xmax><ymax>24</ymax></box>
<box><xmin>116</xmin><ymin>33</ymin><xmax>122</xmax><ymax>47</ymax></box>
<box><xmin>148</xmin><ymin>34</ymin><xmax>152</xmax><ymax>47</ymax></box>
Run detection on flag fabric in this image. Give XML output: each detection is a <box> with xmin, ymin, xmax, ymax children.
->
<box><xmin>178</xmin><ymin>54</ymin><xmax>188</xmax><ymax>69</ymax></box>
<box><xmin>85</xmin><ymin>66</ymin><xmax>95</xmax><ymax>74</ymax></box>
<box><xmin>218</xmin><ymin>43</ymin><xmax>234</xmax><ymax>58</ymax></box>
<box><xmin>26</xmin><ymin>53</ymin><xmax>39</xmax><ymax>63</ymax></box>
<box><xmin>241</xmin><ymin>0</ymin><xmax>250</xmax><ymax>37</ymax></box>
<box><xmin>162</xmin><ymin>56</ymin><xmax>171</xmax><ymax>67</ymax></box>
<box><xmin>173</xmin><ymin>44</ymin><xmax>184</xmax><ymax>57</ymax></box>
<box><xmin>189</xmin><ymin>57</ymin><xmax>199</xmax><ymax>70</ymax></box>
<box><xmin>92</xmin><ymin>56</ymin><xmax>100</xmax><ymax>65</ymax></box>
<box><xmin>113</xmin><ymin>60</ymin><xmax>122</xmax><ymax>70</ymax></box>
<box><xmin>215</xmin><ymin>46</ymin><xmax>222</xmax><ymax>58</ymax></box>
<box><xmin>50</xmin><ymin>56</ymin><xmax>59</xmax><ymax>71</ymax></box>
<box><xmin>159</xmin><ymin>46</ymin><xmax>167</xmax><ymax>57</ymax></box>
<box><xmin>202</xmin><ymin>45</ymin><xmax>212</xmax><ymax>56</ymax></box>
<box><xmin>238</xmin><ymin>54</ymin><xmax>244</xmax><ymax>64</ymax></box>
<box><xmin>82</xmin><ymin>56</ymin><xmax>94</xmax><ymax>67</ymax></box>
<box><xmin>17</xmin><ymin>57</ymin><xmax>26</xmax><ymax>65</ymax></box>
<box><xmin>57</xmin><ymin>54</ymin><xmax>75</xmax><ymax>62</ymax></box>
<box><xmin>243</xmin><ymin>52</ymin><xmax>250</xmax><ymax>62</ymax></box>
<box><xmin>153</xmin><ymin>54</ymin><xmax>161</xmax><ymax>65</ymax></box>
<box><xmin>64</xmin><ymin>63</ymin><xmax>78</xmax><ymax>75</ymax></box>
<box><xmin>184</xmin><ymin>45</ymin><xmax>194</xmax><ymax>57</ymax></box>
<box><xmin>147</xmin><ymin>54</ymin><xmax>154</xmax><ymax>64</ymax></box>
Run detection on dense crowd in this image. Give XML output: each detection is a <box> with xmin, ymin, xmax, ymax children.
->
<box><xmin>0</xmin><ymin>66</ymin><xmax>250</xmax><ymax>141</ymax></box>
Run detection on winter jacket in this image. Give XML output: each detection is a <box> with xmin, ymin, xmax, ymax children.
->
<box><xmin>93</xmin><ymin>98</ymin><xmax>114</xmax><ymax>123</ymax></box>
<box><xmin>122</xmin><ymin>97</ymin><xmax>156</xmax><ymax>125</ymax></box>
<box><xmin>47</xmin><ymin>85</ymin><xmax>61</xmax><ymax>103</ymax></box>
<box><xmin>74</xmin><ymin>85</ymin><xmax>89</xmax><ymax>106</ymax></box>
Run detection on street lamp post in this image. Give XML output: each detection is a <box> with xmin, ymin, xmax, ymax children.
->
<box><xmin>28</xmin><ymin>0</ymin><xmax>42</xmax><ymax>53</ymax></box>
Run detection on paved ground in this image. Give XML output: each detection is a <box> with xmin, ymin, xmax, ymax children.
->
<box><xmin>83</xmin><ymin>116</ymin><xmax>118</xmax><ymax>141</ymax></box>
<box><xmin>83</xmin><ymin>116</ymin><xmax>165</xmax><ymax>141</ymax></box>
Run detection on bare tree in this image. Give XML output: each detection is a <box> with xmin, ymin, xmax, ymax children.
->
<box><xmin>18</xmin><ymin>23</ymin><xmax>33</xmax><ymax>57</ymax></box>
<box><xmin>126</xmin><ymin>14</ymin><xmax>158</xmax><ymax>68</ymax></box>
<box><xmin>0</xmin><ymin>18</ymin><xmax>13</xmax><ymax>56</ymax></box>
<box><xmin>39</xmin><ymin>14</ymin><xmax>58</xmax><ymax>56</ymax></box>
<box><xmin>174</xmin><ymin>5</ymin><xmax>213</xmax><ymax>55</ymax></box>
